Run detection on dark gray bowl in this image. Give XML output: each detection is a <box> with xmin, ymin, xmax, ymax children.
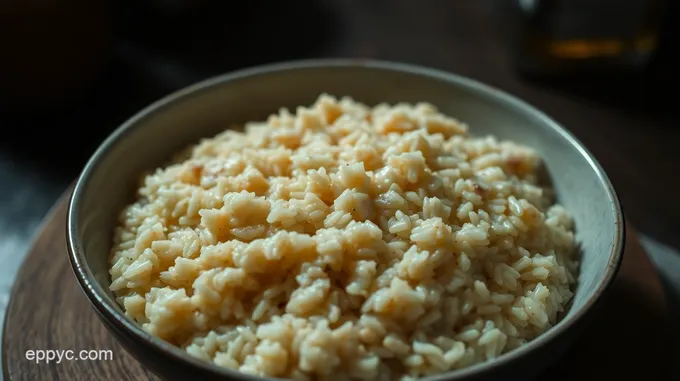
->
<box><xmin>66</xmin><ymin>59</ymin><xmax>624</xmax><ymax>381</ymax></box>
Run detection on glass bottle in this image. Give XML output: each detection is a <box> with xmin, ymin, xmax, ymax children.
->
<box><xmin>512</xmin><ymin>0</ymin><xmax>667</xmax><ymax>77</ymax></box>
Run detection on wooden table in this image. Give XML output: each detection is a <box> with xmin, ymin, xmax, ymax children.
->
<box><xmin>2</xmin><ymin>188</ymin><xmax>671</xmax><ymax>380</ymax></box>
<box><xmin>0</xmin><ymin>1</ymin><xmax>677</xmax><ymax>380</ymax></box>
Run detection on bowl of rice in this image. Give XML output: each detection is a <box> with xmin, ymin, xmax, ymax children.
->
<box><xmin>67</xmin><ymin>59</ymin><xmax>624</xmax><ymax>381</ymax></box>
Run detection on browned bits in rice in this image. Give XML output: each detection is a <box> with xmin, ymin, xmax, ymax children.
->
<box><xmin>109</xmin><ymin>94</ymin><xmax>577</xmax><ymax>381</ymax></box>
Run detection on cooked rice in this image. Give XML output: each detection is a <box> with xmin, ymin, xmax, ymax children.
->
<box><xmin>109</xmin><ymin>94</ymin><xmax>577</xmax><ymax>381</ymax></box>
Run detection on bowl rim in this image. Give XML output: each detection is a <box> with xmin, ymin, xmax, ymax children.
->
<box><xmin>66</xmin><ymin>58</ymin><xmax>625</xmax><ymax>380</ymax></box>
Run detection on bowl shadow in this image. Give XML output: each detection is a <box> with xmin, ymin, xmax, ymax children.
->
<box><xmin>537</xmin><ymin>277</ymin><xmax>672</xmax><ymax>380</ymax></box>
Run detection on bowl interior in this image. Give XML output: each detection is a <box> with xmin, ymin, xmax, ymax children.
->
<box><xmin>70</xmin><ymin>61</ymin><xmax>622</xmax><ymax>369</ymax></box>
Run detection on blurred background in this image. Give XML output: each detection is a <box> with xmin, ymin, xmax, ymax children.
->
<box><xmin>0</xmin><ymin>0</ymin><xmax>679</xmax><ymax>374</ymax></box>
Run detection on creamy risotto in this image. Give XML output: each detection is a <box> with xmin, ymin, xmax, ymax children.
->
<box><xmin>109</xmin><ymin>94</ymin><xmax>577</xmax><ymax>381</ymax></box>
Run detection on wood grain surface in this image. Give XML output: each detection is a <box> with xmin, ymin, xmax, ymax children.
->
<box><xmin>2</xmin><ymin>189</ymin><xmax>671</xmax><ymax>380</ymax></box>
<box><xmin>0</xmin><ymin>2</ymin><xmax>676</xmax><ymax>380</ymax></box>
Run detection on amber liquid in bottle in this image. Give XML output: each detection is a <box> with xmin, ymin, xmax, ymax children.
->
<box><xmin>513</xmin><ymin>0</ymin><xmax>666</xmax><ymax>76</ymax></box>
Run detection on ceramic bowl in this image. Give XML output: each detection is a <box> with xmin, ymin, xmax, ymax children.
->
<box><xmin>66</xmin><ymin>59</ymin><xmax>624</xmax><ymax>381</ymax></box>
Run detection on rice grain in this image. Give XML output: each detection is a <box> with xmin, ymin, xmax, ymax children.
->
<box><xmin>109</xmin><ymin>94</ymin><xmax>577</xmax><ymax>380</ymax></box>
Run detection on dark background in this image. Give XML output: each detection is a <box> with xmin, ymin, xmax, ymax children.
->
<box><xmin>0</xmin><ymin>0</ymin><xmax>679</xmax><ymax>379</ymax></box>
<box><xmin>1</xmin><ymin>0</ymin><xmax>679</xmax><ymax>248</ymax></box>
